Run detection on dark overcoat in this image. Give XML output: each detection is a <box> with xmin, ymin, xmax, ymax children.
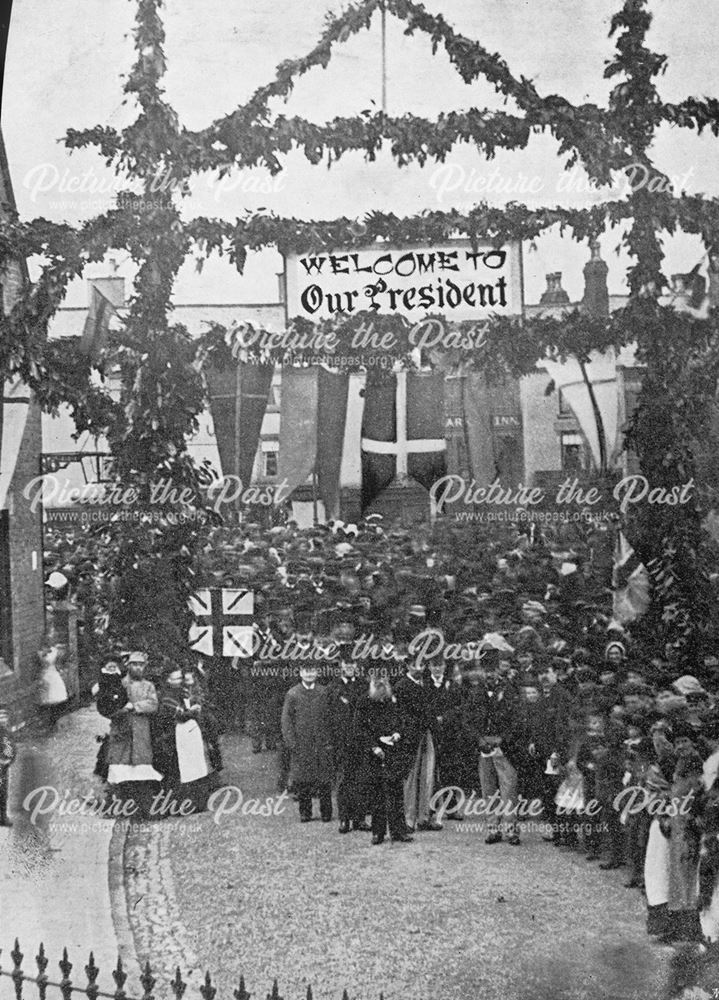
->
<box><xmin>327</xmin><ymin>676</ymin><xmax>367</xmax><ymax>764</ymax></box>
<box><xmin>281</xmin><ymin>682</ymin><xmax>334</xmax><ymax>785</ymax></box>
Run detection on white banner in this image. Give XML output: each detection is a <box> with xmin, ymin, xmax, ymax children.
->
<box><xmin>285</xmin><ymin>240</ymin><xmax>523</xmax><ymax>322</ymax></box>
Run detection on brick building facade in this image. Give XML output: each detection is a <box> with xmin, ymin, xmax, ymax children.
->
<box><xmin>0</xmin><ymin>129</ymin><xmax>46</xmax><ymax>720</ymax></box>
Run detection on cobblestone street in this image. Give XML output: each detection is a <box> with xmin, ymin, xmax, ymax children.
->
<box><xmin>5</xmin><ymin>0</ymin><xmax>719</xmax><ymax>997</ymax></box>
<box><xmin>124</xmin><ymin>730</ymin><xmax>677</xmax><ymax>1000</ymax></box>
<box><xmin>0</xmin><ymin>707</ymin><xmax>711</xmax><ymax>1000</ymax></box>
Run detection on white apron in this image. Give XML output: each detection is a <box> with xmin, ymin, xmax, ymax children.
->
<box><xmin>175</xmin><ymin>719</ymin><xmax>210</xmax><ymax>784</ymax></box>
<box><xmin>644</xmin><ymin>817</ymin><xmax>671</xmax><ymax>907</ymax></box>
<box><xmin>108</xmin><ymin>763</ymin><xmax>163</xmax><ymax>784</ymax></box>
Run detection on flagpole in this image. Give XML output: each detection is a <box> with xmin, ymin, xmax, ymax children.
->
<box><xmin>578</xmin><ymin>359</ymin><xmax>607</xmax><ymax>474</ymax></box>
<box><xmin>396</xmin><ymin>370</ymin><xmax>408</xmax><ymax>482</ymax></box>
<box><xmin>312</xmin><ymin>466</ymin><xmax>319</xmax><ymax>525</ymax></box>
<box><xmin>381</xmin><ymin>0</ymin><xmax>387</xmax><ymax>115</ymax></box>
<box><xmin>234</xmin><ymin>361</ymin><xmax>243</xmax><ymax>521</ymax></box>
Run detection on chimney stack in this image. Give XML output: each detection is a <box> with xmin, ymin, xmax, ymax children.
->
<box><xmin>540</xmin><ymin>272</ymin><xmax>570</xmax><ymax>306</ymax></box>
<box><xmin>582</xmin><ymin>240</ymin><xmax>609</xmax><ymax>317</ymax></box>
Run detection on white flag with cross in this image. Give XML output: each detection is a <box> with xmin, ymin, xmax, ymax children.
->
<box><xmin>361</xmin><ymin>370</ymin><xmax>445</xmax><ymax>481</ymax></box>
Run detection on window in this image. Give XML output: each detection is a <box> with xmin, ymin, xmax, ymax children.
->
<box><xmin>263</xmin><ymin>449</ymin><xmax>278</xmax><ymax>477</ymax></box>
<box><xmin>0</xmin><ymin>512</ymin><xmax>12</xmax><ymax>668</ymax></box>
<box><xmin>561</xmin><ymin>432</ymin><xmax>588</xmax><ymax>474</ymax></box>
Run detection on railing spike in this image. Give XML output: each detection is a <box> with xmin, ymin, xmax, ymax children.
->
<box><xmin>85</xmin><ymin>951</ymin><xmax>99</xmax><ymax>1000</ymax></box>
<box><xmin>36</xmin><ymin>943</ymin><xmax>49</xmax><ymax>1000</ymax></box>
<box><xmin>233</xmin><ymin>973</ymin><xmax>250</xmax><ymax>1000</ymax></box>
<box><xmin>86</xmin><ymin>953</ymin><xmax>99</xmax><ymax>981</ymax></box>
<box><xmin>170</xmin><ymin>966</ymin><xmax>186</xmax><ymax>1000</ymax></box>
<box><xmin>58</xmin><ymin>947</ymin><xmax>73</xmax><ymax>1000</ymax></box>
<box><xmin>199</xmin><ymin>970</ymin><xmax>216</xmax><ymax>1000</ymax></box>
<box><xmin>140</xmin><ymin>960</ymin><xmax>156</xmax><ymax>1000</ymax></box>
<box><xmin>36</xmin><ymin>944</ymin><xmax>48</xmax><ymax>973</ymax></box>
<box><xmin>112</xmin><ymin>955</ymin><xmax>127</xmax><ymax>1000</ymax></box>
<box><xmin>305</xmin><ymin>986</ymin><xmax>313</xmax><ymax>1000</ymax></box>
<box><xmin>10</xmin><ymin>938</ymin><xmax>24</xmax><ymax>1000</ymax></box>
<box><xmin>11</xmin><ymin>939</ymin><xmax>23</xmax><ymax>968</ymax></box>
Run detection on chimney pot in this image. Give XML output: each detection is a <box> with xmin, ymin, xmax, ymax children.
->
<box><xmin>540</xmin><ymin>272</ymin><xmax>570</xmax><ymax>305</ymax></box>
<box><xmin>582</xmin><ymin>241</ymin><xmax>609</xmax><ymax>317</ymax></box>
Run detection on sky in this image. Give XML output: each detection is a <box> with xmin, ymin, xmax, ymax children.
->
<box><xmin>2</xmin><ymin>0</ymin><xmax>718</xmax><ymax>310</ymax></box>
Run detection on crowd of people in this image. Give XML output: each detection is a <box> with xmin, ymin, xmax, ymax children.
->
<box><xmin>93</xmin><ymin>651</ymin><xmax>223</xmax><ymax>816</ymax></box>
<box><xmin>41</xmin><ymin>513</ymin><xmax>719</xmax><ymax>951</ymax></box>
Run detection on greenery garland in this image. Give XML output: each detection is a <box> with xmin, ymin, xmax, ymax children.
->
<box><xmin>0</xmin><ymin>0</ymin><xmax>717</xmax><ymax>662</ymax></box>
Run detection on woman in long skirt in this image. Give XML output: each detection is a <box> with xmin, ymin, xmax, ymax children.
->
<box><xmin>155</xmin><ymin>666</ymin><xmax>222</xmax><ymax>813</ymax></box>
<box><xmin>105</xmin><ymin>652</ymin><xmax>163</xmax><ymax>819</ymax></box>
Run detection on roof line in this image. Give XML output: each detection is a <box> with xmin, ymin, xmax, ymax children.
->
<box><xmin>56</xmin><ymin>301</ymin><xmax>283</xmax><ymax>311</ymax></box>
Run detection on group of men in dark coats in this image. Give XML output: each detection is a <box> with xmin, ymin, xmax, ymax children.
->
<box><xmin>278</xmin><ymin>639</ymin><xmax>539</xmax><ymax>846</ymax></box>
<box><xmin>280</xmin><ymin>646</ymin><xmax>428</xmax><ymax>843</ymax></box>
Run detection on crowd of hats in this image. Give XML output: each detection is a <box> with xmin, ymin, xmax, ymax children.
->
<box><xmin>194</xmin><ymin>513</ymin><xmax>658</xmax><ymax>681</ymax></box>
<box><xmin>44</xmin><ymin>515</ymin><xmax>719</xmax><ymax>691</ymax></box>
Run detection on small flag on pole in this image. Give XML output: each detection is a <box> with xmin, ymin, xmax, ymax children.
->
<box><xmin>80</xmin><ymin>286</ymin><xmax>119</xmax><ymax>360</ymax></box>
<box><xmin>612</xmin><ymin>530</ymin><xmax>650</xmax><ymax>624</ymax></box>
<box><xmin>188</xmin><ymin>588</ymin><xmax>254</xmax><ymax>657</ymax></box>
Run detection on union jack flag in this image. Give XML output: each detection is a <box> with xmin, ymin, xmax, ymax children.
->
<box><xmin>188</xmin><ymin>588</ymin><xmax>254</xmax><ymax>657</ymax></box>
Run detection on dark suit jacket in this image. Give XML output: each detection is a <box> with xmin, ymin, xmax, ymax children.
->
<box><xmin>327</xmin><ymin>676</ymin><xmax>367</xmax><ymax>761</ymax></box>
<box><xmin>394</xmin><ymin>674</ymin><xmax>431</xmax><ymax>759</ymax></box>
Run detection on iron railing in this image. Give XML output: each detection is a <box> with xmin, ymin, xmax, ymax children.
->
<box><xmin>0</xmin><ymin>941</ymin><xmax>375</xmax><ymax>1000</ymax></box>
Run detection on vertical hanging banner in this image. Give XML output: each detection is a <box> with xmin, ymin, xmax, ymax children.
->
<box><xmin>206</xmin><ymin>361</ymin><xmax>272</xmax><ymax>485</ymax></box>
<box><xmin>317</xmin><ymin>368</ymin><xmax>349</xmax><ymax>517</ymax></box>
<box><xmin>443</xmin><ymin>372</ymin><xmax>496</xmax><ymax>486</ymax></box>
<box><xmin>277</xmin><ymin>366</ymin><xmax>349</xmax><ymax>515</ymax></box>
<box><xmin>278</xmin><ymin>366</ymin><xmax>320</xmax><ymax>500</ymax></box>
